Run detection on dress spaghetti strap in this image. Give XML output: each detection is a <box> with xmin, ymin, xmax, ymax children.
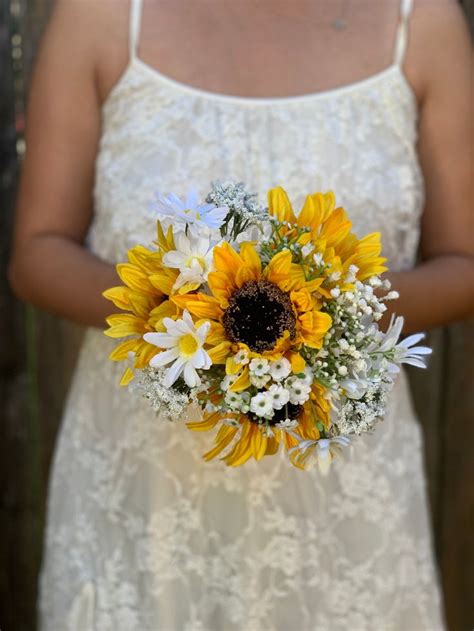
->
<box><xmin>129</xmin><ymin>0</ymin><xmax>143</xmax><ymax>60</ymax></box>
<box><xmin>393</xmin><ymin>0</ymin><xmax>413</xmax><ymax>66</ymax></box>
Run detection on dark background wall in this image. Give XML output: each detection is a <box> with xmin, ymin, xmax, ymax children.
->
<box><xmin>1</xmin><ymin>1</ymin><xmax>473</xmax><ymax>629</ymax></box>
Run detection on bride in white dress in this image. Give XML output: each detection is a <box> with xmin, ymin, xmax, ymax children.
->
<box><xmin>9</xmin><ymin>0</ymin><xmax>473</xmax><ymax>629</ymax></box>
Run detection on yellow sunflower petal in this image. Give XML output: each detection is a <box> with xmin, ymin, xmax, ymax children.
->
<box><xmin>203</xmin><ymin>425</ymin><xmax>239</xmax><ymax>462</ymax></box>
<box><xmin>288</xmin><ymin>351</ymin><xmax>306</xmax><ymax>373</ymax></box>
<box><xmin>225</xmin><ymin>424</ymin><xmax>254</xmax><ymax>467</ymax></box>
<box><xmin>205</xmin><ymin>321</ymin><xmax>227</xmax><ymax>346</ymax></box>
<box><xmin>213</xmin><ymin>243</ymin><xmax>242</xmax><ymax>282</ymax></box>
<box><xmin>264</xmin><ymin>436</ymin><xmax>281</xmax><ymax>456</ymax></box>
<box><xmin>235</xmin><ymin>265</ymin><xmax>258</xmax><ymax>288</ymax></box>
<box><xmin>148</xmin><ymin>299</ymin><xmax>179</xmax><ymax>329</ymax></box>
<box><xmin>319</xmin><ymin>207</ymin><xmax>352</xmax><ymax>248</ymax></box>
<box><xmin>155</xmin><ymin>220</ymin><xmax>176</xmax><ymax>252</ymax></box>
<box><xmin>187</xmin><ymin>412</ymin><xmax>221</xmax><ymax>432</ymax></box>
<box><xmin>207</xmin><ymin>271</ymin><xmax>232</xmax><ymax>306</ymax></box>
<box><xmin>119</xmin><ymin>367</ymin><xmax>135</xmax><ymax>386</ymax></box>
<box><xmin>172</xmin><ymin>293</ymin><xmax>223</xmax><ymax>320</ymax></box>
<box><xmin>149</xmin><ymin>270</ymin><xmax>178</xmax><ymax>296</ymax></box>
<box><xmin>226</xmin><ymin>356</ymin><xmax>242</xmax><ymax>375</ymax></box>
<box><xmin>104</xmin><ymin>314</ymin><xmax>146</xmax><ymax>338</ymax></box>
<box><xmin>229</xmin><ymin>367</ymin><xmax>251</xmax><ymax>392</ymax></box>
<box><xmin>134</xmin><ymin>342</ymin><xmax>158</xmax><ymax>369</ymax></box>
<box><xmin>102</xmin><ymin>286</ymin><xmax>132</xmax><ymax>311</ymax></box>
<box><xmin>251</xmin><ymin>428</ymin><xmax>268</xmax><ymax>461</ymax></box>
<box><xmin>117</xmin><ymin>263</ymin><xmax>158</xmax><ymax>295</ymax></box>
<box><xmin>239</xmin><ymin>243</ymin><xmax>262</xmax><ymax>278</ymax></box>
<box><xmin>298</xmin><ymin>310</ymin><xmax>332</xmax><ymax>348</ymax></box>
<box><xmin>208</xmin><ymin>341</ymin><xmax>232</xmax><ymax>364</ymax></box>
<box><xmin>298</xmin><ymin>192</ymin><xmax>333</xmax><ymax>231</ymax></box>
<box><xmin>109</xmin><ymin>338</ymin><xmax>140</xmax><ymax>361</ymax></box>
<box><xmin>268</xmin><ymin>186</ymin><xmax>297</xmax><ymax>223</ymax></box>
<box><xmin>264</xmin><ymin>250</ymin><xmax>292</xmax><ymax>287</ymax></box>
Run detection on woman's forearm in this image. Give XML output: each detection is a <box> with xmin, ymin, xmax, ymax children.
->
<box><xmin>383</xmin><ymin>255</ymin><xmax>474</xmax><ymax>333</ymax></box>
<box><xmin>8</xmin><ymin>235</ymin><xmax>120</xmax><ymax>328</ymax></box>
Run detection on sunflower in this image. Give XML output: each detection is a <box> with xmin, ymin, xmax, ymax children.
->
<box><xmin>172</xmin><ymin>240</ymin><xmax>333</xmax><ymax>465</ymax></box>
<box><xmin>172</xmin><ymin>241</ymin><xmax>332</xmax><ymax>369</ymax></box>
<box><xmin>187</xmin><ymin>408</ymin><xmax>301</xmax><ymax>466</ymax></box>
<box><xmin>267</xmin><ymin>186</ymin><xmax>387</xmax><ymax>283</ymax></box>
<box><xmin>103</xmin><ymin>236</ymin><xmax>180</xmax><ymax>384</ymax></box>
<box><xmin>187</xmin><ymin>379</ymin><xmax>331</xmax><ymax>467</ymax></box>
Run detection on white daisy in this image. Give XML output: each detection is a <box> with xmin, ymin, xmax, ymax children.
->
<box><xmin>373</xmin><ymin>315</ymin><xmax>432</xmax><ymax>371</ymax></box>
<box><xmin>152</xmin><ymin>189</ymin><xmax>228</xmax><ymax>232</ymax></box>
<box><xmin>290</xmin><ymin>436</ymin><xmax>351</xmax><ymax>473</ymax></box>
<box><xmin>143</xmin><ymin>310</ymin><xmax>211</xmax><ymax>388</ymax></box>
<box><xmin>393</xmin><ymin>333</ymin><xmax>432</xmax><ymax>369</ymax></box>
<box><xmin>162</xmin><ymin>232</ymin><xmax>215</xmax><ymax>291</ymax></box>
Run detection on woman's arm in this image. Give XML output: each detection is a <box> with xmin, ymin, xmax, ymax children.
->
<box><xmin>384</xmin><ymin>0</ymin><xmax>473</xmax><ymax>333</ymax></box>
<box><xmin>8</xmin><ymin>1</ymin><xmax>126</xmax><ymax>328</ymax></box>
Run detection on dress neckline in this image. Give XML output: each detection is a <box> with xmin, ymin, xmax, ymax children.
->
<box><xmin>103</xmin><ymin>57</ymin><xmax>418</xmax><ymax>110</ymax></box>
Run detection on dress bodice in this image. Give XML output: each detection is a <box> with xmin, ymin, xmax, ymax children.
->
<box><xmin>88</xmin><ymin>0</ymin><xmax>424</xmax><ymax>273</ymax></box>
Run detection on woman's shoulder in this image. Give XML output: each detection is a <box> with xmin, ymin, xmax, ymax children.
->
<box><xmin>407</xmin><ymin>0</ymin><xmax>472</xmax><ymax>105</ymax></box>
<box><xmin>41</xmin><ymin>0</ymin><xmax>130</xmax><ymax>105</ymax></box>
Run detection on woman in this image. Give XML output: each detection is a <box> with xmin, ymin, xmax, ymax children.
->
<box><xmin>9</xmin><ymin>0</ymin><xmax>473</xmax><ymax>629</ymax></box>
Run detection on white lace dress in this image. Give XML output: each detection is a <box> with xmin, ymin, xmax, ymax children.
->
<box><xmin>38</xmin><ymin>0</ymin><xmax>445</xmax><ymax>629</ymax></box>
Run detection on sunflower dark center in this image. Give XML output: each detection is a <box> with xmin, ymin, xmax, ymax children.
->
<box><xmin>222</xmin><ymin>280</ymin><xmax>296</xmax><ymax>353</ymax></box>
<box><xmin>248</xmin><ymin>402</ymin><xmax>303</xmax><ymax>426</ymax></box>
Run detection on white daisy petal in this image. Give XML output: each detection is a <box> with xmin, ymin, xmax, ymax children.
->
<box><xmin>399</xmin><ymin>333</ymin><xmax>425</xmax><ymax>348</ymax></box>
<box><xmin>143</xmin><ymin>332</ymin><xmax>176</xmax><ymax>348</ymax></box>
<box><xmin>162</xmin><ymin>251</ymin><xmax>187</xmax><ymax>268</ymax></box>
<box><xmin>150</xmin><ymin>347</ymin><xmax>180</xmax><ymax>367</ymax></box>
<box><xmin>186</xmin><ymin>189</ymin><xmax>199</xmax><ymax>209</ymax></box>
<box><xmin>196</xmin><ymin>321</ymin><xmax>211</xmax><ymax>343</ymax></box>
<box><xmin>183</xmin><ymin>362</ymin><xmax>200</xmax><ymax>388</ymax></box>
<box><xmin>164</xmin><ymin>357</ymin><xmax>186</xmax><ymax>387</ymax></box>
<box><xmin>400</xmin><ymin>358</ymin><xmax>429</xmax><ymax>369</ymax></box>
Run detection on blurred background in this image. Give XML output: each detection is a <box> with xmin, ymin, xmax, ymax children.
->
<box><xmin>0</xmin><ymin>1</ymin><xmax>473</xmax><ymax>630</ymax></box>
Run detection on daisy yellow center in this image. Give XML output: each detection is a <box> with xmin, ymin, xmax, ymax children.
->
<box><xmin>179</xmin><ymin>333</ymin><xmax>199</xmax><ymax>357</ymax></box>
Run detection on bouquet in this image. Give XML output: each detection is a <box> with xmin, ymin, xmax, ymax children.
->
<box><xmin>104</xmin><ymin>182</ymin><xmax>430</xmax><ymax>470</ymax></box>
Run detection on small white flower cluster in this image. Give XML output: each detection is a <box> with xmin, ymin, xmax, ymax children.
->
<box><xmin>302</xmin><ymin>273</ymin><xmax>431</xmax><ymax>441</ymax></box>
<box><xmin>311</xmin><ymin>275</ymin><xmax>395</xmax><ymax>389</ymax></box>
<box><xmin>332</xmin><ymin>378</ymin><xmax>391</xmax><ymax>436</ymax></box>
<box><xmin>131</xmin><ymin>367</ymin><xmax>195</xmax><ymax>421</ymax></box>
<box><xmin>219</xmin><ymin>352</ymin><xmax>313</xmax><ymax>427</ymax></box>
<box><xmin>205</xmin><ymin>180</ymin><xmax>268</xmax><ymax>224</ymax></box>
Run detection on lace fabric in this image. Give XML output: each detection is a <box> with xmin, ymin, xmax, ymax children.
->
<box><xmin>38</xmin><ymin>6</ymin><xmax>445</xmax><ymax>628</ymax></box>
